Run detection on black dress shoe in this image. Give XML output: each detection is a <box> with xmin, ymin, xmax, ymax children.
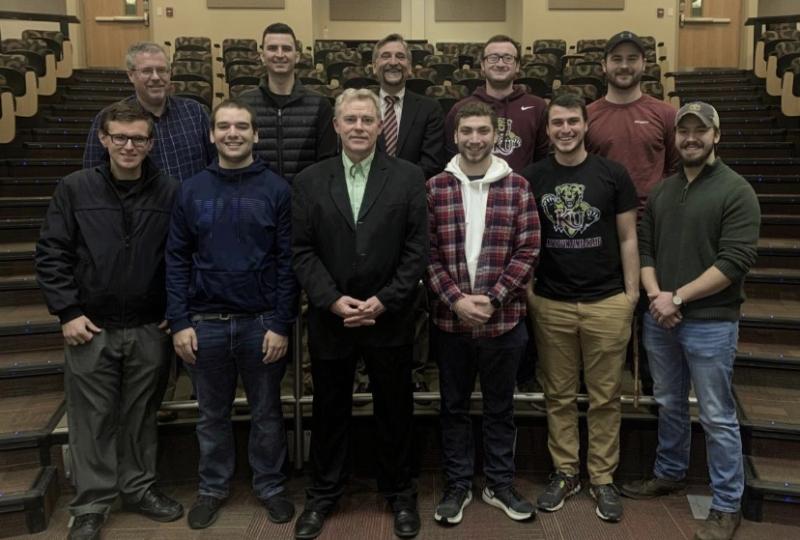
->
<box><xmin>264</xmin><ymin>492</ymin><xmax>295</xmax><ymax>523</ymax></box>
<box><xmin>69</xmin><ymin>513</ymin><xmax>104</xmax><ymax>540</ymax></box>
<box><xmin>394</xmin><ymin>508</ymin><xmax>421</xmax><ymax>538</ymax></box>
<box><xmin>294</xmin><ymin>509</ymin><xmax>326</xmax><ymax>539</ymax></box>
<box><xmin>125</xmin><ymin>486</ymin><xmax>184</xmax><ymax>522</ymax></box>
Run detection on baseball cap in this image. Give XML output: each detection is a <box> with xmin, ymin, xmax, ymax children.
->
<box><xmin>605</xmin><ymin>31</ymin><xmax>646</xmax><ymax>56</ymax></box>
<box><xmin>675</xmin><ymin>101</ymin><xmax>720</xmax><ymax>129</ymax></box>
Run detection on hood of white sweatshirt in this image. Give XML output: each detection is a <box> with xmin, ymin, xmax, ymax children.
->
<box><xmin>445</xmin><ymin>154</ymin><xmax>512</xmax><ymax>290</ymax></box>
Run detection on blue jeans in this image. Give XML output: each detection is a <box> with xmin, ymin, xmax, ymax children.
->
<box><xmin>643</xmin><ymin>313</ymin><xmax>743</xmax><ymax>512</ymax></box>
<box><xmin>185</xmin><ymin>313</ymin><xmax>288</xmax><ymax>501</ymax></box>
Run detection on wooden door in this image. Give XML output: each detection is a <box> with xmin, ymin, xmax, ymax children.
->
<box><xmin>83</xmin><ymin>0</ymin><xmax>151</xmax><ymax>68</ymax></box>
<box><xmin>678</xmin><ymin>0</ymin><xmax>743</xmax><ymax>69</ymax></box>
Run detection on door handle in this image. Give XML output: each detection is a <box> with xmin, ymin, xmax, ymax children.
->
<box><xmin>95</xmin><ymin>15</ymin><xmax>146</xmax><ymax>22</ymax></box>
<box><xmin>682</xmin><ymin>17</ymin><xmax>731</xmax><ymax>24</ymax></box>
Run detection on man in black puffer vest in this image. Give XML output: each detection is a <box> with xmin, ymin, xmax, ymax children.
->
<box><xmin>239</xmin><ymin>22</ymin><xmax>338</xmax><ymax>182</ymax></box>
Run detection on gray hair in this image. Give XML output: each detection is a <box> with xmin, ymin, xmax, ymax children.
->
<box><xmin>372</xmin><ymin>33</ymin><xmax>410</xmax><ymax>63</ymax></box>
<box><xmin>125</xmin><ymin>42</ymin><xmax>170</xmax><ymax>70</ymax></box>
<box><xmin>334</xmin><ymin>88</ymin><xmax>381</xmax><ymax>118</ymax></box>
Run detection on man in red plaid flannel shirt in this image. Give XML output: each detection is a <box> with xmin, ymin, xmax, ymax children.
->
<box><xmin>427</xmin><ymin>101</ymin><xmax>540</xmax><ymax>526</ymax></box>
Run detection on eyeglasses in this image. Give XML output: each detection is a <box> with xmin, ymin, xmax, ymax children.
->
<box><xmin>131</xmin><ymin>67</ymin><xmax>170</xmax><ymax>77</ymax></box>
<box><xmin>483</xmin><ymin>54</ymin><xmax>517</xmax><ymax>64</ymax></box>
<box><xmin>105</xmin><ymin>133</ymin><xmax>151</xmax><ymax>148</ymax></box>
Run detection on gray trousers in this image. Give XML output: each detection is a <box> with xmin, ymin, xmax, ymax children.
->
<box><xmin>65</xmin><ymin>323</ymin><xmax>171</xmax><ymax>516</ymax></box>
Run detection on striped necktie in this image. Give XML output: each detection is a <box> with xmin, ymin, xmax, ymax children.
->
<box><xmin>383</xmin><ymin>95</ymin><xmax>399</xmax><ymax>157</ymax></box>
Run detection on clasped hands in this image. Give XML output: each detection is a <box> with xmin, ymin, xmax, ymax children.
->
<box><xmin>453</xmin><ymin>294</ymin><xmax>495</xmax><ymax>328</ymax></box>
<box><xmin>648</xmin><ymin>291</ymin><xmax>682</xmax><ymax>329</ymax></box>
<box><xmin>331</xmin><ymin>295</ymin><xmax>386</xmax><ymax>327</ymax></box>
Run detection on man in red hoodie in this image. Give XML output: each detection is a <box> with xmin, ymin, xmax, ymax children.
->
<box><xmin>444</xmin><ymin>35</ymin><xmax>549</xmax><ymax>173</ymax></box>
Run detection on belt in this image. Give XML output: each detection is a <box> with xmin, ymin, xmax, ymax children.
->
<box><xmin>190</xmin><ymin>313</ymin><xmax>257</xmax><ymax>322</ymax></box>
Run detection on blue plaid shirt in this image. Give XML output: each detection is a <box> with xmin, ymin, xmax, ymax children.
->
<box><xmin>83</xmin><ymin>95</ymin><xmax>216</xmax><ymax>182</ymax></box>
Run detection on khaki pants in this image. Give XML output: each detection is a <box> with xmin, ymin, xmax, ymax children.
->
<box><xmin>530</xmin><ymin>292</ymin><xmax>633</xmax><ymax>485</ymax></box>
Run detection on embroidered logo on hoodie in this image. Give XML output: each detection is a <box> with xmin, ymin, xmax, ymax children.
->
<box><xmin>495</xmin><ymin>117</ymin><xmax>522</xmax><ymax>156</ymax></box>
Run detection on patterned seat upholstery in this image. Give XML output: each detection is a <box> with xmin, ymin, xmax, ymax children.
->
<box><xmin>453</xmin><ymin>68</ymin><xmax>484</xmax><ymax>93</ymax></box>
<box><xmin>533</xmin><ymin>39</ymin><xmax>567</xmax><ymax>56</ymax></box>
<box><xmin>222</xmin><ymin>38</ymin><xmax>258</xmax><ymax>55</ymax></box>
<box><xmin>576</xmin><ymin>39</ymin><xmax>607</xmax><ymax>53</ymax></box>
<box><xmin>425</xmin><ymin>84</ymin><xmax>467</xmax><ymax>114</ymax></box>
<box><xmin>553</xmin><ymin>83</ymin><xmax>599</xmax><ymax>104</ymax></box>
<box><xmin>229</xmin><ymin>84</ymin><xmax>258</xmax><ymax>98</ymax></box>
<box><xmin>325</xmin><ymin>49</ymin><xmax>360</xmax><ymax>80</ymax></box>
<box><xmin>774</xmin><ymin>41</ymin><xmax>800</xmax><ymax>77</ymax></box>
<box><xmin>171</xmin><ymin>60</ymin><xmax>213</xmax><ymax>84</ymax></box>
<box><xmin>515</xmin><ymin>64</ymin><xmax>555</xmax><ymax>99</ymax></box>
<box><xmin>639</xmin><ymin>36</ymin><xmax>657</xmax><ymax>52</ymax></box>
<box><xmin>22</xmin><ymin>30</ymin><xmax>64</xmax><ymax>60</ymax></box>
<box><xmin>296</xmin><ymin>67</ymin><xmax>327</xmax><ymax>85</ymax></box>
<box><xmin>175</xmin><ymin>50</ymin><xmax>213</xmax><ymax>63</ymax></box>
<box><xmin>174</xmin><ymin>36</ymin><xmax>211</xmax><ymax>53</ymax></box>
<box><xmin>0</xmin><ymin>38</ymin><xmax>51</xmax><ymax>76</ymax></box>
<box><xmin>791</xmin><ymin>57</ymin><xmax>800</xmax><ymax>94</ymax></box>
<box><xmin>409</xmin><ymin>43</ymin><xmax>435</xmax><ymax>66</ymax></box>
<box><xmin>423</xmin><ymin>54</ymin><xmax>458</xmax><ymax>67</ymax></box>
<box><xmin>297</xmin><ymin>52</ymin><xmax>314</xmax><ymax>69</ymax></box>
<box><xmin>222</xmin><ymin>49</ymin><xmax>260</xmax><ymax>67</ymax></box>
<box><xmin>561</xmin><ymin>63</ymin><xmax>605</xmax><ymax>95</ymax></box>
<box><xmin>406</xmin><ymin>67</ymin><xmax>437</xmax><ymax>94</ymax></box>
<box><xmin>0</xmin><ymin>54</ymin><xmax>29</xmax><ymax>96</ymax></box>
<box><xmin>304</xmin><ymin>84</ymin><xmax>343</xmax><ymax>105</ymax></box>
<box><xmin>170</xmin><ymin>80</ymin><xmax>212</xmax><ymax>108</ymax></box>
<box><xmin>315</xmin><ymin>41</ymin><xmax>346</xmax><ymax>52</ymax></box>
<box><xmin>577</xmin><ymin>51</ymin><xmax>604</xmax><ymax>65</ymax></box>
<box><xmin>342</xmin><ymin>65</ymin><xmax>378</xmax><ymax>89</ymax></box>
<box><xmin>642</xmin><ymin>63</ymin><xmax>662</xmax><ymax>82</ymax></box>
<box><xmin>436</xmin><ymin>42</ymin><xmax>461</xmax><ymax>56</ymax></box>
<box><xmin>640</xmin><ymin>81</ymin><xmax>664</xmax><ymax>100</ymax></box>
<box><xmin>227</xmin><ymin>64</ymin><xmax>266</xmax><ymax>87</ymax></box>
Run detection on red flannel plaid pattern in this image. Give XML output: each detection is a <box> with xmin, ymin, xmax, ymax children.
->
<box><xmin>426</xmin><ymin>171</ymin><xmax>540</xmax><ymax>338</ymax></box>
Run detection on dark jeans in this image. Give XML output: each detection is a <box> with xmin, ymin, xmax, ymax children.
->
<box><xmin>305</xmin><ymin>344</ymin><xmax>416</xmax><ymax>513</ymax></box>
<box><xmin>185</xmin><ymin>313</ymin><xmax>288</xmax><ymax>501</ymax></box>
<box><xmin>65</xmin><ymin>323</ymin><xmax>171</xmax><ymax>516</ymax></box>
<box><xmin>436</xmin><ymin>323</ymin><xmax>526</xmax><ymax>491</ymax></box>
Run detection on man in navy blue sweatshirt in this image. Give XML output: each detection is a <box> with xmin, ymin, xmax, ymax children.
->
<box><xmin>166</xmin><ymin>99</ymin><xmax>298</xmax><ymax>530</ymax></box>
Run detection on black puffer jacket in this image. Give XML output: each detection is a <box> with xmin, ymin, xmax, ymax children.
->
<box><xmin>35</xmin><ymin>159</ymin><xmax>178</xmax><ymax>328</ymax></box>
<box><xmin>239</xmin><ymin>79</ymin><xmax>338</xmax><ymax>181</ymax></box>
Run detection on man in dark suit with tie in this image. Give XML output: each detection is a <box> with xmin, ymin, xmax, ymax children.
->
<box><xmin>373</xmin><ymin>33</ymin><xmax>445</xmax><ymax>180</ymax></box>
<box><xmin>291</xmin><ymin>88</ymin><xmax>429</xmax><ymax>540</ymax></box>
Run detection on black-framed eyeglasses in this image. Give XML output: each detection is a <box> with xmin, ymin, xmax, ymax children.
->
<box><xmin>105</xmin><ymin>133</ymin><xmax>151</xmax><ymax>148</ymax></box>
<box><xmin>483</xmin><ymin>53</ymin><xmax>517</xmax><ymax>64</ymax></box>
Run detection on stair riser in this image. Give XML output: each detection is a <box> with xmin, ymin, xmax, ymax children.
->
<box><xmin>718</xmin><ymin>147</ymin><xmax>795</xmax><ymax>159</ymax></box>
<box><xmin>717</xmin><ymin>108</ymin><xmax>778</xmax><ymax>119</ymax></box>
<box><xmin>0</xmin><ymin>288</ymin><xmax>44</xmax><ymax>308</ymax></box>
<box><xmin>0</xmin><ymin>184</ymin><xmax>58</xmax><ymax>197</ymax></box>
<box><xmin>45</xmin><ymin>106</ymin><xmax>106</xmax><ymax>117</ymax></box>
<box><xmin>739</xmin><ymin>326</ymin><xmax>800</xmax><ymax>347</ymax></box>
<box><xmin>760</xmin><ymin>223</ymin><xmax>800</xmax><ymax>239</ymax></box>
<box><xmin>16</xmin><ymin>147</ymin><xmax>86</xmax><ymax>160</ymax></box>
<box><xmin>754</xmin><ymin>254</ymin><xmax>800</xmax><ymax>271</ymax></box>
<box><xmin>0</xmin><ymin>227</ymin><xmax>40</xmax><ymax>244</ymax></box>
<box><xmin>747</xmin><ymin>436</ymin><xmax>800</xmax><ymax>461</ymax></box>
<box><xmin>0</xmin><ymin>259</ymin><xmax>34</xmax><ymax>276</ymax></box>
<box><xmin>722</xmin><ymin>118</ymin><xmax>777</xmax><ymax>129</ymax></box>
<box><xmin>731</xmin><ymin>163</ymin><xmax>799</xmax><ymax>175</ymax></box>
<box><xmin>0</xmin><ymin>334</ymin><xmax>63</xmax><ymax>357</ymax></box>
<box><xmin>0</xmin><ymin>205</ymin><xmax>49</xmax><ymax>219</ymax></box>
<box><xmin>0</xmin><ymin>467</ymin><xmax>60</xmax><ymax>538</ymax></box>
<box><xmin>0</xmin><ymin>373</ymin><xmax>63</xmax><ymax>398</ymax></box>
<box><xmin>745</xmin><ymin>282</ymin><xmax>800</xmax><ymax>300</ymax></box>
<box><xmin>724</xmin><ymin>133</ymin><xmax>787</xmax><ymax>143</ymax></box>
<box><xmin>760</xmin><ymin>202</ymin><xmax>800</xmax><ymax>214</ymax></box>
<box><xmin>0</xmin><ymin>448</ymin><xmax>43</xmax><ymax>471</ymax></box>
<box><xmin>748</xmin><ymin>181</ymin><xmax>800</xmax><ymax>195</ymax></box>
<box><xmin>3</xmin><ymin>163</ymin><xmax>81</xmax><ymax>177</ymax></box>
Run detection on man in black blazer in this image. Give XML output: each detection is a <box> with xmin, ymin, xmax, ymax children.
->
<box><xmin>292</xmin><ymin>88</ymin><xmax>428</xmax><ymax>540</ymax></box>
<box><xmin>374</xmin><ymin>33</ymin><xmax>445</xmax><ymax>180</ymax></box>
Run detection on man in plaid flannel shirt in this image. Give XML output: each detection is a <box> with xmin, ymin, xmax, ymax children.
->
<box><xmin>427</xmin><ymin>101</ymin><xmax>540</xmax><ymax>526</ymax></box>
<box><xmin>83</xmin><ymin>42</ymin><xmax>216</xmax><ymax>182</ymax></box>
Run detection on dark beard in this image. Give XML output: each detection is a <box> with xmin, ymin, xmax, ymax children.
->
<box><xmin>607</xmin><ymin>71</ymin><xmax>643</xmax><ymax>90</ymax></box>
<box><xmin>681</xmin><ymin>145</ymin><xmax>714</xmax><ymax>168</ymax></box>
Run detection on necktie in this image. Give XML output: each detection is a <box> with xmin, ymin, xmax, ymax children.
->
<box><xmin>383</xmin><ymin>95</ymin><xmax>399</xmax><ymax>157</ymax></box>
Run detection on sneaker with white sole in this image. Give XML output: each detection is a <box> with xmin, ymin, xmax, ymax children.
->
<box><xmin>434</xmin><ymin>486</ymin><xmax>472</xmax><ymax>525</ymax></box>
<box><xmin>481</xmin><ymin>485</ymin><xmax>535</xmax><ymax>521</ymax></box>
<box><xmin>537</xmin><ymin>471</ymin><xmax>581</xmax><ymax>512</ymax></box>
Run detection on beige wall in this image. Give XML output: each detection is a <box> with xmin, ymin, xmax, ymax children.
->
<box><xmin>149</xmin><ymin>0</ymin><xmax>314</xmax><ymax>52</ymax></box>
<box><xmin>758</xmin><ymin>0</ymin><xmax>800</xmax><ymax>17</ymax></box>
<box><xmin>521</xmin><ymin>0</ymin><xmax>678</xmax><ymax>64</ymax></box>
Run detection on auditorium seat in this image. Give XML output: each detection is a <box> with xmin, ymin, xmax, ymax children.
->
<box><xmin>409</xmin><ymin>42</ymin><xmax>435</xmax><ymax>67</ymax></box>
<box><xmin>575</xmin><ymin>38</ymin><xmax>607</xmax><ymax>53</ymax></box>
<box><xmin>296</xmin><ymin>67</ymin><xmax>326</xmax><ymax>85</ymax></box>
<box><xmin>422</xmin><ymin>54</ymin><xmax>458</xmax><ymax>83</ymax></box>
<box><xmin>324</xmin><ymin>49</ymin><xmax>360</xmax><ymax>82</ymax></box>
<box><xmin>754</xmin><ymin>29</ymin><xmax>798</xmax><ymax>79</ymax></box>
<box><xmin>452</xmin><ymin>67</ymin><xmax>484</xmax><ymax>93</ymax></box>
<box><xmin>314</xmin><ymin>40</ymin><xmax>346</xmax><ymax>66</ymax></box>
<box><xmin>0</xmin><ymin>54</ymin><xmax>38</xmax><ymax>117</ymax></box>
<box><xmin>170</xmin><ymin>80</ymin><xmax>212</xmax><ymax>109</ymax></box>
<box><xmin>21</xmin><ymin>30</ymin><xmax>72</xmax><ymax>79</ymax></box>
<box><xmin>425</xmin><ymin>84</ymin><xmax>467</xmax><ymax>114</ymax></box>
<box><xmin>766</xmin><ymin>39</ymin><xmax>800</xmax><ymax>97</ymax></box>
<box><xmin>341</xmin><ymin>65</ymin><xmax>378</xmax><ymax>89</ymax></box>
<box><xmin>560</xmin><ymin>63</ymin><xmax>605</xmax><ymax>97</ymax></box>
<box><xmin>0</xmin><ymin>39</ymin><xmax>56</xmax><ymax>96</ymax></box>
<box><xmin>304</xmin><ymin>83</ymin><xmax>343</xmax><ymax>105</ymax></box>
<box><xmin>780</xmin><ymin>57</ymin><xmax>800</xmax><ymax>116</ymax></box>
<box><xmin>171</xmin><ymin>61</ymin><xmax>213</xmax><ymax>86</ymax></box>
<box><xmin>553</xmin><ymin>83</ymin><xmax>599</xmax><ymax>103</ymax></box>
<box><xmin>172</xmin><ymin>36</ymin><xmax>212</xmax><ymax>53</ymax></box>
<box><xmin>226</xmin><ymin>64</ymin><xmax>265</xmax><ymax>94</ymax></box>
<box><xmin>640</xmin><ymin>80</ymin><xmax>664</xmax><ymax>100</ymax></box>
<box><xmin>0</xmin><ymin>75</ymin><xmax>14</xmax><ymax>143</ymax></box>
<box><xmin>515</xmin><ymin>65</ymin><xmax>555</xmax><ymax>99</ymax></box>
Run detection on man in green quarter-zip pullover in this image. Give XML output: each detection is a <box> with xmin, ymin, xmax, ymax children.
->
<box><xmin>622</xmin><ymin>102</ymin><xmax>760</xmax><ymax>540</ymax></box>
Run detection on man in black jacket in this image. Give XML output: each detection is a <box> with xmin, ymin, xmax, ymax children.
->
<box><xmin>239</xmin><ymin>22</ymin><xmax>337</xmax><ymax>181</ymax></box>
<box><xmin>292</xmin><ymin>88</ymin><xmax>428</xmax><ymax>540</ymax></box>
<box><xmin>35</xmin><ymin>101</ymin><xmax>182</xmax><ymax>540</ymax></box>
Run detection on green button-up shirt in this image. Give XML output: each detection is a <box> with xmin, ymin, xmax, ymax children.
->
<box><xmin>342</xmin><ymin>150</ymin><xmax>375</xmax><ymax>221</ymax></box>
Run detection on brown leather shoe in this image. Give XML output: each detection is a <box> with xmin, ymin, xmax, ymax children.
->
<box><xmin>620</xmin><ymin>476</ymin><xmax>686</xmax><ymax>499</ymax></box>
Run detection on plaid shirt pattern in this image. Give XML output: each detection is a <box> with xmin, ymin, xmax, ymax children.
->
<box><xmin>427</xmin><ymin>171</ymin><xmax>540</xmax><ymax>338</ymax></box>
<box><xmin>83</xmin><ymin>95</ymin><xmax>216</xmax><ymax>182</ymax></box>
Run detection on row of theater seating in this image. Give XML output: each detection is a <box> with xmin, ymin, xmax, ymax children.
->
<box><xmin>751</xmin><ymin>25</ymin><xmax>800</xmax><ymax>116</ymax></box>
<box><xmin>0</xmin><ymin>30</ymin><xmax>75</xmax><ymax>143</ymax></box>
<box><xmin>162</xmin><ymin>34</ymin><xmax>670</xmax><ymax>113</ymax></box>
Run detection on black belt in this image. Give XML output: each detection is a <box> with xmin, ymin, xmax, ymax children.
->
<box><xmin>190</xmin><ymin>313</ymin><xmax>257</xmax><ymax>322</ymax></box>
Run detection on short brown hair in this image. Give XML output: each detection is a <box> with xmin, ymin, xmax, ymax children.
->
<box><xmin>483</xmin><ymin>34</ymin><xmax>521</xmax><ymax>61</ymax></box>
<box><xmin>372</xmin><ymin>33</ymin><xmax>410</xmax><ymax>63</ymax></box>
<box><xmin>454</xmin><ymin>101</ymin><xmax>498</xmax><ymax>131</ymax></box>
<box><xmin>98</xmin><ymin>100</ymin><xmax>153</xmax><ymax>137</ymax></box>
<box><xmin>210</xmin><ymin>98</ymin><xmax>257</xmax><ymax>129</ymax></box>
<box><xmin>547</xmin><ymin>93</ymin><xmax>588</xmax><ymax>122</ymax></box>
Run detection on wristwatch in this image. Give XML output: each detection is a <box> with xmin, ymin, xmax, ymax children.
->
<box><xmin>672</xmin><ymin>293</ymin><xmax>683</xmax><ymax>307</ymax></box>
<box><xmin>490</xmin><ymin>297</ymin><xmax>502</xmax><ymax>309</ymax></box>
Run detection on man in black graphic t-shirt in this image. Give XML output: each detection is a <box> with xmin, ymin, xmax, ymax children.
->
<box><xmin>521</xmin><ymin>94</ymin><xmax>639</xmax><ymax>523</ymax></box>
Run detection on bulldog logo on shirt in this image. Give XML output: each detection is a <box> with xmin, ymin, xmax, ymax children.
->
<box><xmin>541</xmin><ymin>183</ymin><xmax>600</xmax><ymax>238</ymax></box>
